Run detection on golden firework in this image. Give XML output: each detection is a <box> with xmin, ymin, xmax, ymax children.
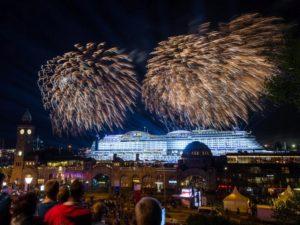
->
<box><xmin>143</xmin><ymin>13</ymin><xmax>286</xmax><ymax>129</ymax></box>
<box><xmin>38</xmin><ymin>42</ymin><xmax>139</xmax><ymax>135</ymax></box>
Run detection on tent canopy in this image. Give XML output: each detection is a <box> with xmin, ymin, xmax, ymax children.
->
<box><xmin>223</xmin><ymin>187</ymin><xmax>250</xmax><ymax>202</ymax></box>
<box><xmin>223</xmin><ymin>187</ymin><xmax>250</xmax><ymax>213</ymax></box>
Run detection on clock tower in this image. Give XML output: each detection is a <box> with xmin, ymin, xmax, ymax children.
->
<box><xmin>10</xmin><ymin>110</ymin><xmax>35</xmax><ymax>184</ymax></box>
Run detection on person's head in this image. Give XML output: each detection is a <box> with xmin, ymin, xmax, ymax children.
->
<box><xmin>45</xmin><ymin>179</ymin><xmax>59</xmax><ymax>201</ymax></box>
<box><xmin>57</xmin><ymin>185</ymin><xmax>70</xmax><ymax>203</ymax></box>
<box><xmin>0</xmin><ymin>173</ymin><xmax>5</xmax><ymax>190</ymax></box>
<box><xmin>70</xmin><ymin>179</ymin><xmax>84</xmax><ymax>201</ymax></box>
<box><xmin>135</xmin><ymin>197</ymin><xmax>162</xmax><ymax>225</ymax></box>
<box><xmin>12</xmin><ymin>192</ymin><xmax>38</xmax><ymax>217</ymax></box>
<box><xmin>92</xmin><ymin>202</ymin><xmax>106</xmax><ymax>222</ymax></box>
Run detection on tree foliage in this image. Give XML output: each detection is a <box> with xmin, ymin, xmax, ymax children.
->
<box><xmin>273</xmin><ymin>192</ymin><xmax>300</xmax><ymax>225</ymax></box>
<box><xmin>267</xmin><ymin>33</ymin><xmax>300</xmax><ymax>110</ymax></box>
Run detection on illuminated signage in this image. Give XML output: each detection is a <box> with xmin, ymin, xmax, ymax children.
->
<box><xmin>168</xmin><ymin>180</ymin><xmax>177</xmax><ymax>184</ymax></box>
<box><xmin>180</xmin><ymin>188</ymin><xmax>193</xmax><ymax>198</ymax></box>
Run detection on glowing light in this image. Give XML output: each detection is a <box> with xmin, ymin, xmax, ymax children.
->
<box><xmin>143</xmin><ymin>13</ymin><xmax>286</xmax><ymax>129</ymax></box>
<box><xmin>168</xmin><ymin>180</ymin><xmax>177</xmax><ymax>184</ymax></box>
<box><xmin>92</xmin><ymin>129</ymin><xmax>263</xmax><ymax>162</ymax></box>
<box><xmin>19</xmin><ymin>129</ymin><xmax>25</xmax><ymax>135</ymax></box>
<box><xmin>180</xmin><ymin>188</ymin><xmax>193</xmax><ymax>198</ymax></box>
<box><xmin>38</xmin><ymin>42</ymin><xmax>139</xmax><ymax>135</ymax></box>
<box><xmin>24</xmin><ymin>176</ymin><xmax>33</xmax><ymax>184</ymax></box>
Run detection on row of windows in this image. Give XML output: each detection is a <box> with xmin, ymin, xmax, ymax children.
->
<box><xmin>97</xmin><ymin>139</ymin><xmax>261</xmax><ymax>152</ymax></box>
<box><xmin>25</xmin><ymin>161</ymin><xmax>35</xmax><ymax>166</ymax></box>
<box><xmin>227</xmin><ymin>156</ymin><xmax>300</xmax><ymax>164</ymax></box>
<box><xmin>245</xmin><ymin>177</ymin><xmax>300</xmax><ymax>184</ymax></box>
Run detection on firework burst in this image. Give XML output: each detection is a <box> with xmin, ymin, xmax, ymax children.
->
<box><xmin>38</xmin><ymin>42</ymin><xmax>139</xmax><ymax>135</ymax></box>
<box><xmin>143</xmin><ymin>13</ymin><xmax>286</xmax><ymax>129</ymax></box>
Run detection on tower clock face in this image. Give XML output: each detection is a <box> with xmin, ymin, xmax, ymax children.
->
<box><xmin>27</xmin><ymin>129</ymin><xmax>32</xmax><ymax>135</ymax></box>
<box><xmin>20</xmin><ymin>129</ymin><xmax>25</xmax><ymax>135</ymax></box>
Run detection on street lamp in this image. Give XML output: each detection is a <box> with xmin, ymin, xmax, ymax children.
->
<box><xmin>24</xmin><ymin>175</ymin><xmax>33</xmax><ymax>192</ymax></box>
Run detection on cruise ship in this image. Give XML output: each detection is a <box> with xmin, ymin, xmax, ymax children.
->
<box><xmin>90</xmin><ymin>129</ymin><xmax>264</xmax><ymax>162</ymax></box>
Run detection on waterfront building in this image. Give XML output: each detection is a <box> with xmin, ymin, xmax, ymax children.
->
<box><xmin>2</xmin><ymin>111</ymin><xmax>299</xmax><ymax>204</ymax></box>
<box><xmin>216</xmin><ymin>151</ymin><xmax>300</xmax><ymax>200</ymax></box>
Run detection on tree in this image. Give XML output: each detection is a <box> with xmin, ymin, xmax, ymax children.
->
<box><xmin>266</xmin><ymin>33</ymin><xmax>300</xmax><ymax>110</ymax></box>
<box><xmin>273</xmin><ymin>192</ymin><xmax>300</xmax><ymax>225</ymax></box>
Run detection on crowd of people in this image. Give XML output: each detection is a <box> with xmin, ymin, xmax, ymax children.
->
<box><xmin>0</xmin><ymin>173</ymin><xmax>163</xmax><ymax>225</ymax></box>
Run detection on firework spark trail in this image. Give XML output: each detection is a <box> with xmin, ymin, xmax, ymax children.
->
<box><xmin>38</xmin><ymin>42</ymin><xmax>139</xmax><ymax>135</ymax></box>
<box><xmin>142</xmin><ymin>13</ymin><xmax>286</xmax><ymax>129</ymax></box>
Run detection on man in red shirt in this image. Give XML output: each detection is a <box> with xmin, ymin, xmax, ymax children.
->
<box><xmin>44</xmin><ymin>179</ymin><xmax>92</xmax><ymax>225</ymax></box>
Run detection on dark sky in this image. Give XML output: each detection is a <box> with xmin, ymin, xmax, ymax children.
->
<box><xmin>0</xmin><ymin>0</ymin><xmax>299</xmax><ymax>149</ymax></box>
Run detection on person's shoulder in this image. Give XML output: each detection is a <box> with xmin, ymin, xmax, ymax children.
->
<box><xmin>45</xmin><ymin>203</ymin><xmax>63</xmax><ymax>215</ymax></box>
<box><xmin>40</xmin><ymin>201</ymin><xmax>57</xmax><ymax>207</ymax></box>
<box><xmin>44</xmin><ymin>203</ymin><xmax>65</xmax><ymax>223</ymax></box>
<box><xmin>76</xmin><ymin>205</ymin><xmax>91</xmax><ymax>213</ymax></box>
<box><xmin>37</xmin><ymin>202</ymin><xmax>45</xmax><ymax>209</ymax></box>
<box><xmin>0</xmin><ymin>192</ymin><xmax>11</xmax><ymax>201</ymax></box>
<box><xmin>70</xmin><ymin>205</ymin><xmax>91</xmax><ymax>217</ymax></box>
<box><xmin>0</xmin><ymin>192</ymin><xmax>11</xmax><ymax>209</ymax></box>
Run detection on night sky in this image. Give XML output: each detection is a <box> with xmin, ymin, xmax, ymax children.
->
<box><xmin>0</xmin><ymin>0</ymin><xmax>299</xmax><ymax>149</ymax></box>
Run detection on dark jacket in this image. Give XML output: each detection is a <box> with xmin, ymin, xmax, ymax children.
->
<box><xmin>0</xmin><ymin>192</ymin><xmax>11</xmax><ymax>225</ymax></box>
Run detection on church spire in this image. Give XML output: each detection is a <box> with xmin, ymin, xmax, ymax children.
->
<box><xmin>21</xmin><ymin>109</ymin><xmax>32</xmax><ymax>123</ymax></box>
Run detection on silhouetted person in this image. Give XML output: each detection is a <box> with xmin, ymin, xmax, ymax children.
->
<box><xmin>0</xmin><ymin>173</ymin><xmax>11</xmax><ymax>225</ymax></box>
<box><xmin>36</xmin><ymin>180</ymin><xmax>59</xmax><ymax>219</ymax></box>
<box><xmin>57</xmin><ymin>185</ymin><xmax>70</xmax><ymax>203</ymax></box>
<box><xmin>135</xmin><ymin>197</ymin><xmax>162</xmax><ymax>225</ymax></box>
<box><xmin>92</xmin><ymin>202</ymin><xmax>106</xmax><ymax>225</ymax></box>
<box><xmin>44</xmin><ymin>179</ymin><xmax>92</xmax><ymax>225</ymax></box>
<box><xmin>11</xmin><ymin>192</ymin><xmax>39</xmax><ymax>225</ymax></box>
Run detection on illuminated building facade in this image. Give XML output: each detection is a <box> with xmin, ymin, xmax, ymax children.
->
<box><xmin>216</xmin><ymin>152</ymin><xmax>300</xmax><ymax>199</ymax></box>
<box><xmin>3</xmin><ymin>110</ymin><xmax>298</xmax><ymax>202</ymax></box>
<box><xmin>90</xmin><ymin>129</ymin><xmax>264</xmax><ymax>162</ymax></box>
